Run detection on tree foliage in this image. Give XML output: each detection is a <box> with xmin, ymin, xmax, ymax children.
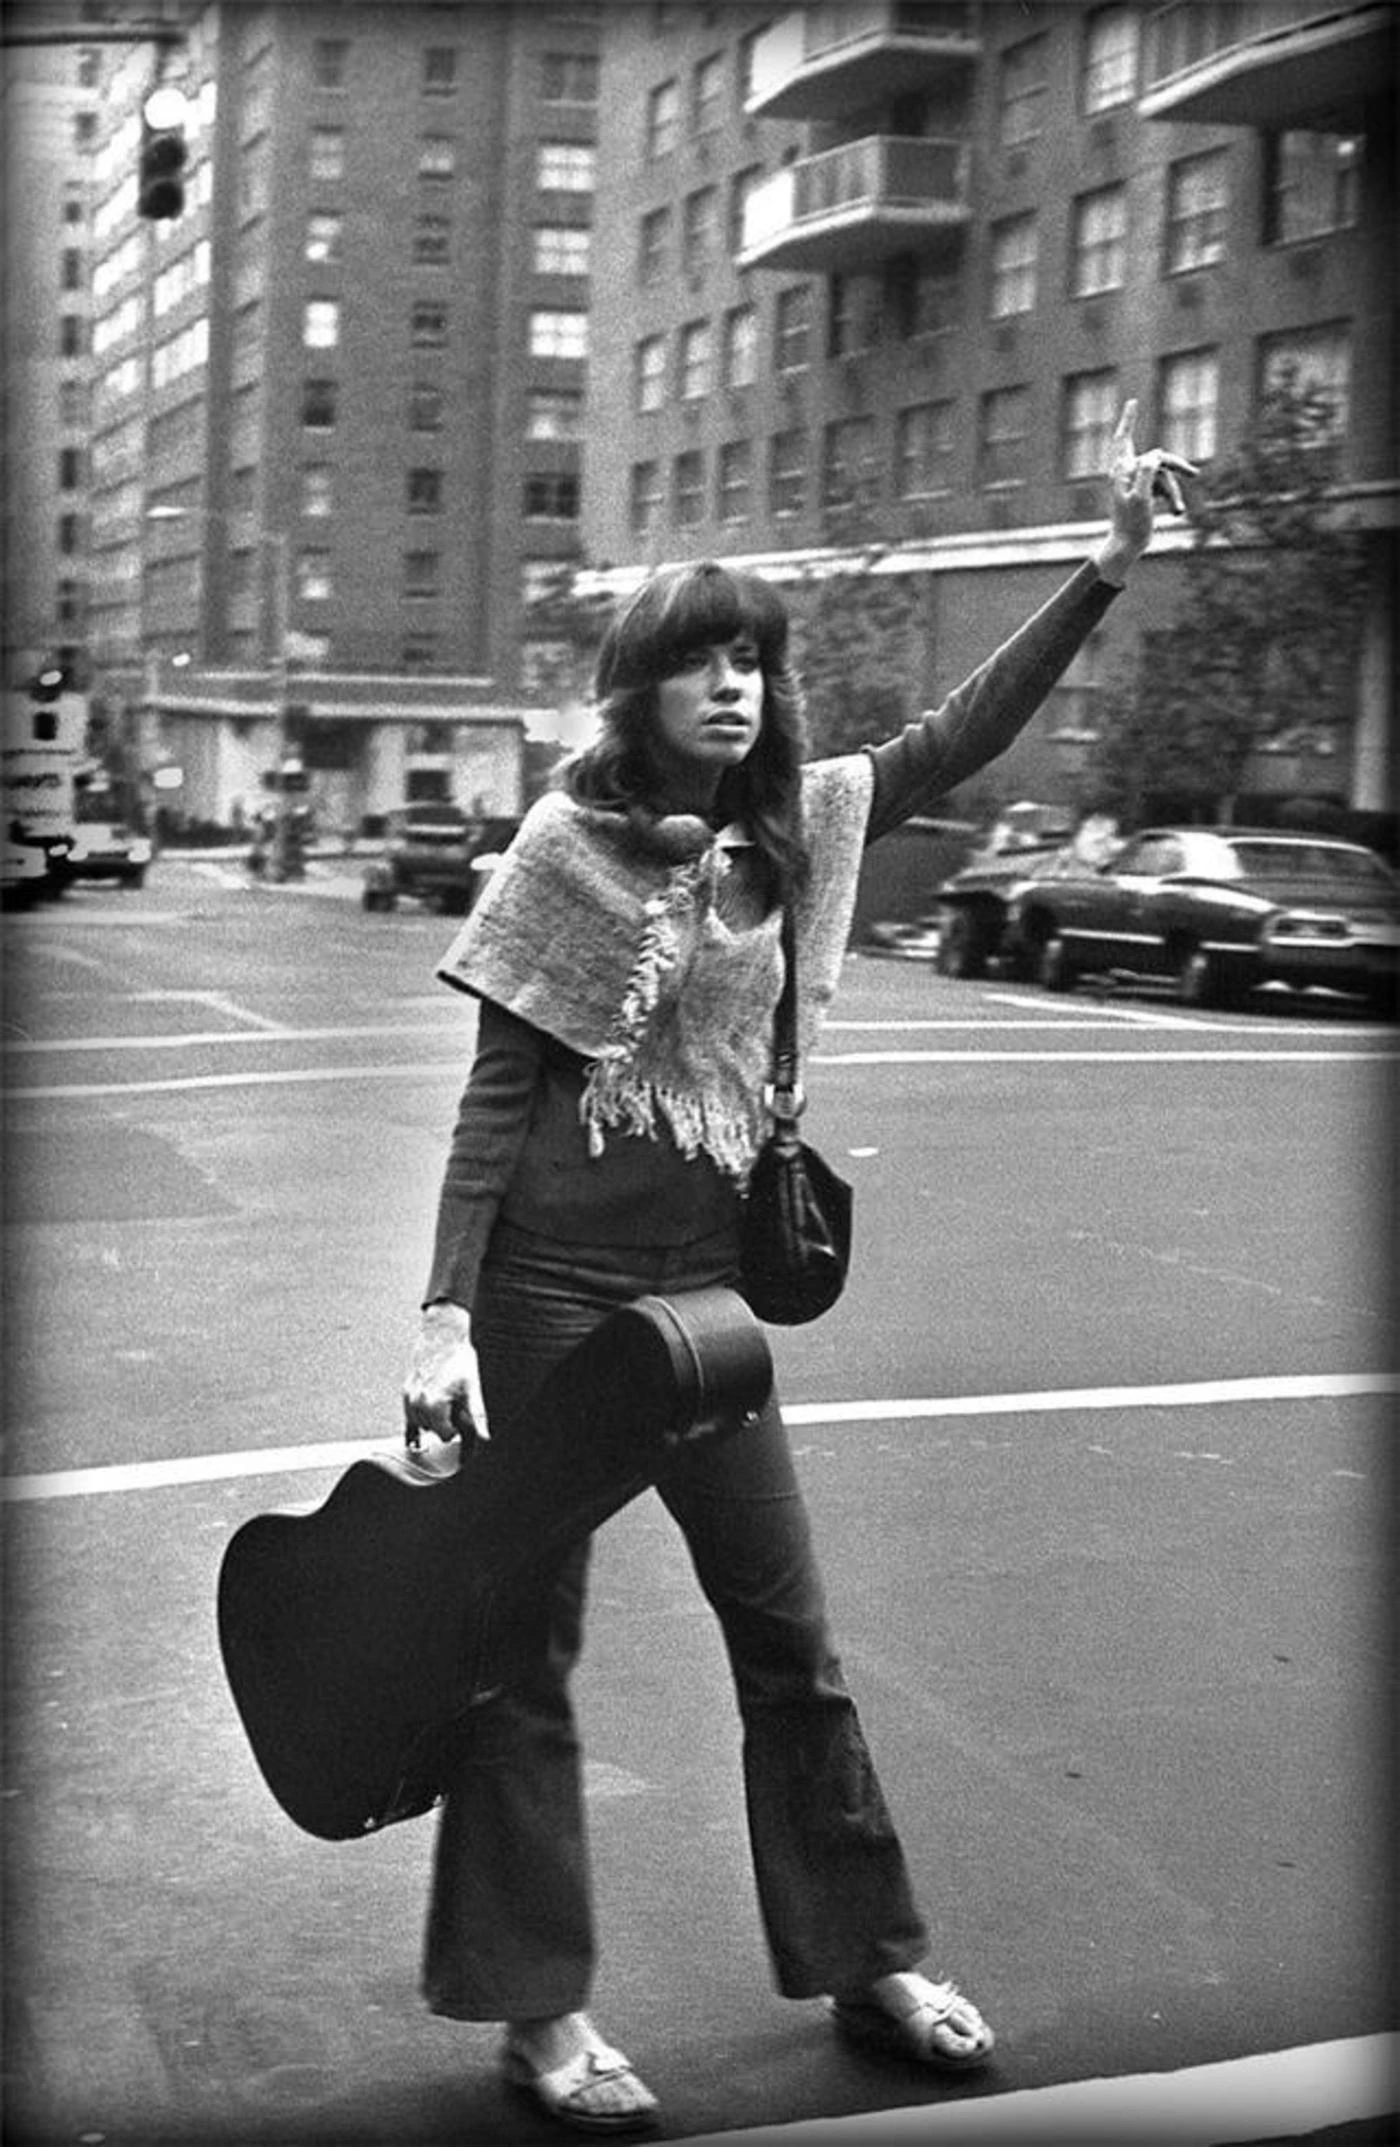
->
<box><xmin>1088</xmin><ymin>375</ymin><xmax>1368</xmax><ymax>825</ymax></box>
<box><xmin>788</xmin><ymin>490</ymin><xmax>925</xmax><ymax>760</ymax></box>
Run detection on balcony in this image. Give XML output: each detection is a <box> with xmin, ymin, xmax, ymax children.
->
<box><xmin>1140</xmin><ymin>2</ymin><xmax>1395</xmax><ymax>127</ymax></box>
<box><xmin>746</xmin><ymin>3</ymin><xmax>979</xmax><ymax>123</ymax></box>
<box><xmin>737</xmin><ymin>135</ymin><xmax>971</xmax><ymax>274</ymax></box>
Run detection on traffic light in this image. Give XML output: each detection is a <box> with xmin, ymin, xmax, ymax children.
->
<box><xmin>138</xmin><ymin>84</ymin><xmax>189</xmax><ymax>221</ymax></box>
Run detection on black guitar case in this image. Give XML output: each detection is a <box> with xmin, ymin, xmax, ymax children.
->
<box><xmin>216</xmin><ymin>1285</ymin><xmax>772</xmax><ymax>1841</ymax></box>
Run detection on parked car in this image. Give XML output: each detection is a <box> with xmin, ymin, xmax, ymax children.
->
<box><xmin>972</xmin><ymin>827</ymin><xmax>1400</xmax><ymax>1012</ymax></box>
<box><xmin>362</xmin><ymin>803</ymin><xmax>518</xmax><ymax>914</ymax></box>
<box><xmin>62</xmin><ymin>815</ymin><xmax>152</xmax><ymax>887</ymax></box>
<box><xmin>935</xmin><ymin>840</ymin><xmax>1090</xmax><ymax>978</ymax></box>
<box><xmin>2</xmin><ymin>832</ymin><xmax>65</xmax><ymax>905</ymax></box>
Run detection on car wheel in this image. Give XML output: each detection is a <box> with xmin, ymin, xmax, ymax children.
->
<box><xmin>1036</xmin><ymin>931</ymin><xmax>1076</xmax><ymax>993</ymax></box>
<box><xmin>123</xmin><ymin>867</ymin><xmax>146</xmax><ymax>890</ymax></box>
<box><xmin>935</xmin><ymin>906</ymin><xmax>989</xmax><ymax>980</ymax></box>
<box><xmin>1177</xmin><ymin>944</ymin><xmax>1243</xmax><ymax>1010</ymax></box>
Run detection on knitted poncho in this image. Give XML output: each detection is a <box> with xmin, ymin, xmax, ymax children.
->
<box><xmin>436</xmin><ymin>755</ymin><xmax>874</xmax><ymax>1182</ymax></box>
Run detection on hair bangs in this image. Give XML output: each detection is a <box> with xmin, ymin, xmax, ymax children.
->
<box><xmin>595</xmin><ymin>560</ymin><xmax>790</xmax><ymax>696</ymax></box>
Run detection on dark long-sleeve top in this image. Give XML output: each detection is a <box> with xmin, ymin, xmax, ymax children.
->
<box><xmin>424</xmin><ymin>560</ymin><xmax>1119</xmax><ymax>1308</ymax></box>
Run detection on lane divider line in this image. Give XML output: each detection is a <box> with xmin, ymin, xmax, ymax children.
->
<box><xmin>5</xmin><ymin>1373</ymin><xmax>1395</xmax><ymax>1503</ymax></box>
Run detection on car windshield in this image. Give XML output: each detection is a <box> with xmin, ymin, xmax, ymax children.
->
<box><xmin>1225</xmin><ymin>840</ymin><xmax>1395</xmax><ymax>891</ymax></box>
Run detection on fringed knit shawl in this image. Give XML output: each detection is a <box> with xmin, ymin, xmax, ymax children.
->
<box><xmin>436</xmin><ymin>755</ymin><xmax>874</xmax><ymax>1182</ymax></box>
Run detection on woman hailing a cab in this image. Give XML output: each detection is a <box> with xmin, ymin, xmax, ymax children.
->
<box><xmin>403</xmin><ymin>404</ymin><xmax>1191</xmax><ymax>2134</ymax></box>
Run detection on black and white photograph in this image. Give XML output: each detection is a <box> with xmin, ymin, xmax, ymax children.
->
<box><xmin>2</xmin><ymin>4</ymin><xmax>1396</xmax><ymax>2143</ymax></box>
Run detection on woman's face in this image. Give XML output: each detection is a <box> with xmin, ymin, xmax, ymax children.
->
<box><xmin>648</xmin><ymin>636</ymin><xmax>764</xmax><ymax>802</ymax></box>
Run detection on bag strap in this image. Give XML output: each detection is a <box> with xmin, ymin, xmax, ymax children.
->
<box><xmin>767</xmin><ymin>905</ymin><xmax>804</xmax><ymax>1125</ymax></box>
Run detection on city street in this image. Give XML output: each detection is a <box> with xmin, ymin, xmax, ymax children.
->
<box><xmin>2</xmin><ymin>858</ymin><xmax>1396</xmax><ymax>2146</ymax></box>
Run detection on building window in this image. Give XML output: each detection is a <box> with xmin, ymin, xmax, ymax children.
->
<box><xmin>979</xmin><ymin>385</ymin><xmax>1029</xmax><ymax>487</ymax></box>
<box><xmin>828</xmin><ymin>274</ymin><xmax>872</xmax><ymax>357</ymax></box>
<box><xmin>401</xmin><ymin>637</ymin><xmax>440</xmax><ymax>670</ymax></box>
<box><xmin>312</xmin><ymin>39</ymin><xmax>349</xmax><ymax>90</ymax></box>
<box><xmin>533</xmin><ymin>226</ymin><xmax>590</xmax><ymax>276</ymax></box>
<box><xmin>638</xmin><ymin>206</ymin><xmax>670</xmax><ymax>285</ymax></box>
<box><xmin>673</xmin><ymin>450</ymin><xmax>705</xmax><ymax>527</ymax></box>
<box><xmin>309</xmin><ymin>127</ymin><xmax>345</xmax><ymax>182</ymax></box>
<box><xmin>1062</xmin><ymin>370</ymin><xmax>1118</xmax><ymax>481</ymax></box>
<box><xmin>62</xmin><ymin>247</ymin><xmax>83</xmax><ymax>292</ymax></box>
<box><xmin>411</xmin><ymin>301</ymin><xmax>448</xmax><ymax>347</ymax></box>
<box><xmin>296</xmin><ymin>550</ymin><xmax>332</xmax><ymax>601</ymax></box>
<box><xmin>682</xmin><ymin>186</ymin><xmax>718</xmax><ymax>278</ymax></box>
<box><xmin>541</xmin><ymin>51</ymin><xmax>599</xmax><ymax>105</ymax></box>
<box><xmin>1265</xmin><ymin>130</ymin><xmax>1362</xmax><ymax>246</ymax></box>
<box><xmin>419</xmin><ymin>136</ymin><xmax>456</xmax><ymax>180</ymax></box>
<box><xmin>301</xmin><ymin>465</ymin><xmax>333</xmax><ymax>517</ymax></box>
<box><xmin>403</xmin><ymin>550</ymin><xmax>441</xmax><ymax>597</ymax></box>
<box><xmin>1159</xmin><ymin>348</ymin><xmax>1219</xmax><ymax>463</ymax></box>
<box><xmin>693</xmin><ymin>52</ymin><xmax>725</xmax><ymax>136</ymax></box>
<box><xmin>679</xmin><ymin>318</ymin><xmax>711</xmax><ymax>401</ymax></box>
<box><xmin>537</xmin><ymin>142</ymin><xmax>596</xmax><ymax>193</ymax></box>
<box><xmin>58</xmin><ymin>445</ymin><xmax>83</xmax><ymax>490</ymax></box>
<box><xmin>306</xmin><ymin>211</ymin><xmax>343</xmax><ymax>264</ymax></box>
<box><xmin>630</xmin><ymin>461</ymin><xmax>663</xmax><ymax>535</ymax></box>
<box><xmin>1166</xmin><ymin>150</ymin><xmax>1228</xmax><ymax>272</ymax></box>
<box><xmin>409</xmin><ymin>383</ymin><xmax>444</xmax><ymax>431</ymax></box>
<box><xmin>524</xmin><ymin>473</ymin><xmax>580</xmax><ymax>521</ymax></box>
<box><xmin>894</xmin><ymin>401</ymin><xmax>955</xmax><ymax>498</ymax></box>
<box><xmin>1000</xmin><ymin>35</ymin><xmax>1048</xmax><ymax>147</ymax></box>
<box><xmin>989</xmin><ymin>214</ymin><xmax>1038</xmax><ymax>318</ymax></box>
<box><xmin>407</xmin><ymin>467</ymin><xmax>444</xmax><ymax>514</ymax></box>
<box><xmin>722</xmin><ymin>305</ymin><xmax>756</xmax><ymax>390</ymax></box>
<box><xmin>527</xmin><ymin>389</ymin><xmax>584</xmax><ymax>440</ymax></box>
<box><xmin>887</xmin><ymin>256</ymin><xmax>961</xmax><ymax>339</ymax></box>
<box><xmin>413</xmin><ymin>212</ymin><xmax>452</xmax><ymax>265</ymax></box>
<box><xmin>530</xmin><ymin>309</ymin><xmax>588</xmax><ymax>360</ymax></box>
<box><xmin>1046</xmin><ymin>633</ymin><xmax>1108</xmax><ymax>743</ymax></box>
<box><xmin>302</xmin><ymin>377</ymin><xmax>337</xmax><ymax>428</ymax></box>
<box><xmin>769</xmin><ymin>428</ymin><xmax>807</xmax><ymax>518</ymax></box>
<box><xmin>1258</xmin><ymin>323</ymin><xmax>1351</xmax><ymax>438</ymax></box>
<box><xmin>647</xmin><ymin>78</ymin><xmax>679</xmax><ymax>159</ymax></box>
<box><xmin>635</xmin><ymin>334</ymin><xmax>667</xmax><ymax>414</ymax></box>
<box><xmin>303</xmin><ymin>298</ymin><xmax>340</xmax><ymax>349</ymax></box>
<box><xmin>423</xmin><ymin>47</ymin><xmax>458</xmax><ymax>95</ymax></box>
<box><xmin>822</xmin><ymin>417</ymin><xmax>876</xmax><ymax>512</ymax></box>
<box><xmin>1082</xmin><ymin>6</ymin><xmax>1137</xmax><ymax>114</ymax></box>
<box><xmin>717</xmin><ymin>440</ymin><xmax>752</xmax><ymax>524</ymax></box>
<box><xmin>1070</xmin><ymin>185</ymin><xmax>1127</xmax><ymax>296</ymax></box>
<box><xmin>728</xmin><ymin>166</ymin><xmax>763</xmax><ymax>255</ymax></box>
<box><xmin>775</xmin><ymin>285</ymin><xmax>810</xmax><ymax>372</ymax></box>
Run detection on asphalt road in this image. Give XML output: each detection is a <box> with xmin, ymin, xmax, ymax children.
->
<box><xmin>2</xmin><ymin>858</ymin><xmax>1396</xmax><ymax>2146</ymax></box>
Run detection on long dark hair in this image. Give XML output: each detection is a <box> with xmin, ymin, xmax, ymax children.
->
<box><xmin>562</xmin><ymin>560</ymin><xmax>810</xmax><ymax>908</ymax></box>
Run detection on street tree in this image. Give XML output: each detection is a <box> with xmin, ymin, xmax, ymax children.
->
<box><xmin>788</xmin><ymin>484</ymin><xmax>926</xmax><ymax>761</ymax></box>
<box><xmin>1089</xmin><ymin>374</ymin><xmax>1368</xmax><ymax>825</ymax></box>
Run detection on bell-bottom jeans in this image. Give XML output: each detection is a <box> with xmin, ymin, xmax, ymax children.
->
<box><xmin>422</xmin><ymin>1221</ymin><xmax>929</xmax><ymax>2021</ymax></box>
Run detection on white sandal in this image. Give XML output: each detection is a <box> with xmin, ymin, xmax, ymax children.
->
<box><xmin>831</xmin><ymin>1974</ymin><xmax>995</xmax><ymax>2071</ymax></box>
<box><xmin>503</xmin><ymin>2030</ymin><xmax>661</xmax><ymax>2134</ymax></box>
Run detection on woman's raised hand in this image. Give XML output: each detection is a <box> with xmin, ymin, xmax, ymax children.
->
<box><xmin>403</xmin><ymin>1299</ymin><xmax>489</xmax><ymax>1444</ymax></box>
<box><xmin>1095</xmin><ymin>399</ymin><xmax>1198</xmax><ymax>584</ymax></box>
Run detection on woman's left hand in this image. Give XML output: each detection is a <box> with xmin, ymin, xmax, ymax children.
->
<box><xmin>1095</xmin><ymin>399</ymin><xmax>1198</xmax><ymax>585</ymax></box>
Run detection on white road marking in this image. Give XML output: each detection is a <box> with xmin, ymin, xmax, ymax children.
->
<box><xmin>5</xmin><ymin>1373</ymin><xmax>1393</xmax><ymax>1504</ymax></box>
<box><xmin>818</xmin><ymin>1047</ymin><xmax>1396</xmax><ymax>1065</ymax></box>
<box><xmin>671</xmin><ymin>2033</ymin><xmax>1397</xmax><ymax>2145</ymax></box>
<box><xmin>982</xmin><ymin>989</ymin><xmax>1215</xmax><ymax>1029</ymax></box>
<box><xmin>6</xmin><ymin>1040</ymin><xmax>1390</xmax><ymax>1101</ymax></box>
<box><xmin>2</xmin><ymin>1020</ymin><xmax>471</xmax><ymax>1055</ymax></box>
<box><xmin>128</xmin><ymin>988</ymin><xmax>286</xmax><ymax>1031</ymax></box>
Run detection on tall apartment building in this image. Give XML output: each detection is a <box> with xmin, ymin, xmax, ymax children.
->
<box><xmin>584</xmin><ymin>1</ymin><xmax>1395</xmax><ymax>816</ymax></box>
<box><xmin>1</xmin><ymin>5</ymin><xmax>103</xmax><ymax>686</ymax></box>
<box><xmin>29</xmin><ymin>0</ymin><xmax>601</xmax><ymax>828</ymax></box>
